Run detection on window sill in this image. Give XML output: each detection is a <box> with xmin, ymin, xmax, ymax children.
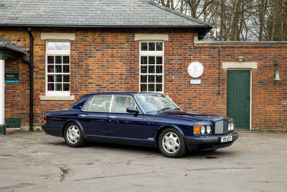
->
<box><xmin>40</xmin><ymin>95</ymin><xmax>75</xmax><ymax>101</ymax></box>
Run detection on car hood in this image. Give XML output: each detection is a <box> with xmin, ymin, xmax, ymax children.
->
<box><xmin>157</xmin><ymin>111</ymin><xmax>227</xmax><ymax>123</ymax></box>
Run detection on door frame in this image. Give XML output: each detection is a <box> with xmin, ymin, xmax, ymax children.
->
<box><xmin>227</xmin><ymin>69</ymin><xmax>252</xmax><ymax>130</ymax></box>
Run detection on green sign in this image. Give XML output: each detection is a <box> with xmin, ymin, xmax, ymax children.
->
<box><xmin>5</xmin><ymin>118</ymin><xmax>21</xmax><ymax>128</ymax></box>
<box><xmin>5</xmin><ymin>73</ymin><xmax>19</xmax><ymax>83</ymax></box>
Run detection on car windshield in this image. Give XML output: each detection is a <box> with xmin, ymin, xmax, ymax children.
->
<box><xmin>135</xmin><ymin>94</ymin><xmax>180</xmax><ymax>114</ymax></box>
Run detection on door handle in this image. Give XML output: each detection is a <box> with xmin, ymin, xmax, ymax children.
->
<box><xmin>109</xmin><ymin>116</ymin><xmax>117</xmax><ymax>119</ymax></box>
<box><xmin>79</xmin><ymin>114</ymin><xmax>87</xmax><ymax>117</ymax></box>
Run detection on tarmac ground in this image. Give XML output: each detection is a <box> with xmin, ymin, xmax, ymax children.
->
<box><xmin>0</xmin><ymin>131</ymin><xmax>286</xmax><ymax>192</ymax></box>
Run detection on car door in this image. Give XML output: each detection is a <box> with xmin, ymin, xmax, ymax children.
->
<box><xmin>108</xmin><ymin>95</ymin><xmax>146</xmax><ymax>141</ymax></box>
<box><xmin>79</xmin><ymin>95</ymin><xmax>112</xmax><ymax>139</ymax></box>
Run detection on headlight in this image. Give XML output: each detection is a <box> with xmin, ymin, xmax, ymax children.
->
<box><xmin>230</xmin><ymin>123</ymin><xmax>234</xmax><ymax>131</ymax></box>
<box><xmin>228</xmin><ymin>122</ymin><xmax>234</xmax><ymax>131</ymax></box>
<box><xmin>206</xmin><ymin>125</ymin><xmax>212</xmax><ymax>134</ymax></box>
<box><xmin>201</xmin><ymin>126</ymin><xmax>206</xmax><ymax>134</ymax></box>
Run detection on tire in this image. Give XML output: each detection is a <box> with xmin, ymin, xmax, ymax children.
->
<box><xmin>64</xmin><ymin>123</ymin><xmax>85</xmax><ymax>147</ymax></box>
<box><xmin>158</xmin><ymin>128</ymin><xmax>186</xmax><ymax>158</ymax></box>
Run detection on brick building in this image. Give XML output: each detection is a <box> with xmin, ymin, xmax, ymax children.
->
<box><xmin>0</xmin><ymin>0</ymin><xmax>286</xmax><ymax>133</ymax></box>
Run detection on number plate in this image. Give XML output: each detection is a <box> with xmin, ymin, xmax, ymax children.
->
<box><xmin>221</xmin><ymin>136</ymin><xmax>233</xmax><ymax>143</ymax></box>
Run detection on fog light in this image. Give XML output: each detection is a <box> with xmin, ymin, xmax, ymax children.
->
<box><xmin>201</xmin><ymin>126</ymin><xmax>206</xmax><ymax>134</ymax></box>
<box><xmin>206</xmin><ymin>125</ymin><xmax>212</xmax><ymax>134</ymax></box>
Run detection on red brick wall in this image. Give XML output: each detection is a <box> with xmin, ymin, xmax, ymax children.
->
<box><xmin>1</xmin><ymin>28</ymin><xmax>286</xmax><ymax>131</ymax></box>
<box><xmin>166</xmin><ymin>44</ymin><xmax>287</xmax><ymax>131</ymax></box>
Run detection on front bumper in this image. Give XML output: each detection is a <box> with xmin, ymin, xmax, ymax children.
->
<box><xmin>185</xmin><ymin>132</ymin><xmax>239</xmax><ymax>152</ymax></box>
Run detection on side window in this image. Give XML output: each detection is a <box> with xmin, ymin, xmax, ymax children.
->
<box><xmin>112</xmin><ymin>96</ymin><xmax>136</xmax><ymax>113</ymax></box>
<box><xmin>81</xmin><ymin>96</ymin><xmax>94</xmax><ymax>111</ymax></box>
<box><xmin>82</xmin><ymin>95</ymin><xmax>112</xmax><ymax>112</ymax></box>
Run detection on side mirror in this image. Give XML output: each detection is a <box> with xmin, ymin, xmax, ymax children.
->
<box><xmin>126</xmin><ymin>108</ymin><xmax>139</xmax><ymax>114</ymax></box>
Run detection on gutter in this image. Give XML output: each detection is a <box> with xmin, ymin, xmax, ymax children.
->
<box><xmin>0</xmin><ymin>24</ymin><xmax>212</xmax><ymax>40</ymax></box>
<box><xmin>22</xmin><ymin>27</ymin><xmax>34</xmax><ymax>131</ymax></box>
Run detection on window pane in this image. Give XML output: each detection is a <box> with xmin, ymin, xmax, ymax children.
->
<box><xmin>56</xmin><ymin>84</ymin><xmax>62</xmax><ymax>91</ymax></box>
<box><xmin>48</xmin><ymin>75</ymin><xmax>54</xmax><ymax>83</ymax></box>
<box><xmin>47</xmin><ymin>56</ymin><xmax>54</xmax><ymax>64</ymax></box>
<box><xmin>148</xmin><ymin>75</ymin><xmax>155</xmax><ymax>83</ymax></box>
<box><xmin>156</xmin><ymin>66</ymin><xmax>162</xmax><ymax>73</ymax></box>
<box><xmin>82</xmin><ymin>96</ymin><xmax>94</xmax><ymax>111</ymax></box>
<box><xmin>63</xmin><ymin>84</ymin><xmax>69</xmax><ymax>91</ymax></box>
<box><xmin>56</xmin><ymin>65</ymin><xmax>62</xmax><ymax>73</ymax></box>
<box><xmin>156</xmin><ymin>84</ymin><xmax>162</xmax><ymax>92</ymax></box>
<box><xmin>149</xmin><ymin>43</ymin><xmax>155</xmax><ymax>51</ymax></box>
<box><xmin>156</xmin><ymin>75</ymin><xmax>162</xmax><ymax>83</ymax></box>
<box><xmin>55</xmin><ymin>43</ymin><xmax>63</xmax><ymax>50</ymax></box>
<box><xmin>141</xmin><ymin>43</ymin><xmax>147</xmax><ymax>51</ymax></box>
<box><xmin>149</xmin><ymin>56</ymin><xmax>155</xmax><ymax>64</ymax></box>
<box><xmin>63</xmin><ymin>43</ymin><xmax>70</xmax><ymax>50</ymax></box>
<box><xmin>148</xmin><ymin>84</ymin><xmax>155</xmax><ymax>92</ymax></box>
<box><xmin>141</xmin><ymin>84</ymin><xmax>147</xmax><ymax>92</ymax></box>
<box><xmin>63</xmin><ymin>56</ymin><xmax>70</xmax><ymax>64</ymax></box>
<box><xmin>141</xmin><ymin>65</ymin><xmax>147</xmax><ymax>73</ymax></box>
<box><xmin>141</xmin><ymin>75</ymin><xmax>147</xmax><ymax>83</ymax></box>
<box><xmin>47</xmin><ymin>42</ymin><xmax>55</xmax><ymax>50</ymax></box>
<box><xmin>55</xmin><ymin>56</ymin><xmax>62</xmax><ymax>64</ymax></box>
<box><xmin>156</xmin><ymin>42</ymin><xmax>163</xmax><ymax>51</ymax></box>
<box><xmin>63</xmin><ymin>65</ymin><xmax>70</xmax><ymax>73</ymax></box>
<box><xmin>47</xmin><ymin>65</ymin><xmax>54</xmax><ymax>73</ymax></box>
<box><xmin>141</xmin><ymin>56</ymin><xmax>147</xmax><ymax>64</ymax></box>
<box><xmin>56</xmin><ymin>75</ymin><xmax>62</xmax><ymax>82</ymax></box>
<box><xmin>63</xmin><ymin>75</ymin><xmax>70</xmax><ymax>82</ymax></box>
<box><xmin>149</xmin><ymin>66</ymin><xmax>155</xmax><ymax>73</ymax></box>
<box><xmin>156</xmin><ymin>56</ymin><xmax>162</xmax><ymax>64</ymax></box>
<box><xmin>48</xmin><ymin>83</ymin><xmax>54</xmax><ymax>91</ymax></box>
<box><xmin>112</xmin><ymin>96</ymin><xmax>136</xmax><ymax>113</ymax></box>
<box><xmin>90</xmin><ymin>95</ymin><xmax>112</xmax><ymax>112</ymax></box>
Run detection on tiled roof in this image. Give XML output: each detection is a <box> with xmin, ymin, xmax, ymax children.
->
<box><xmin>0</xmin><ymin>37</ymin><xmax>25</xmax><ymax>54</ymax></box>
<box><xmin>0</xmin><ymin>0</ymin><xmax>211</xmax><ymax>38</ymax></box>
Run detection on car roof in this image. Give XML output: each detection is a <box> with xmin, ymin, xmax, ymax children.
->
<box><xmin>89</xmin><ymin>92</ymin><xmax>164</xmax><ymax>96</ymax></box>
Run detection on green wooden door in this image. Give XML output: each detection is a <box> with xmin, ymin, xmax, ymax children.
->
<box><xmin>227</xmin><ymin>70</ymin><xmax>250</xmax><ymax>130</ymax></box>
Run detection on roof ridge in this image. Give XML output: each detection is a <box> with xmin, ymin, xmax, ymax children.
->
<box><xmin>148</xmin><ymin>0</ymin><xmax>211</xmax><ymax>27</ymax></box>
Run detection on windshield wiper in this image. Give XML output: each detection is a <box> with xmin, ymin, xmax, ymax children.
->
<box><xmin>157</xmin><ymin>107</ymin><xmax>172</xmax><ymax>112</ymax></box>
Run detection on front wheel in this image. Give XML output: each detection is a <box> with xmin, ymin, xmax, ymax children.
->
<box><xmin>64</xmin><ymin>123</ymin><xmax>85</xmax><ymax>147</ymax></box>
<box><xmin>158</xmin><ymin>128</ymin><xmax>186</xmax><ymax>158</ymax></box>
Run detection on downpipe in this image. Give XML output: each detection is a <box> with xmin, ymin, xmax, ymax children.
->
<box><xmin>22</xmin><ymin>27</ymin><xmax>34</xmax><ymax>131</ymax></box>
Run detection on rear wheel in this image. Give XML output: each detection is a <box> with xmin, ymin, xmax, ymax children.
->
<box><xmin>64</xmin><ymin>123</ymin><xmax>85</xmax><ymax>147</ymax></box>
<box><xmin>158</xmin><ymin>128</ymin><xmax>186</xmax><ymax>158</ymax></box>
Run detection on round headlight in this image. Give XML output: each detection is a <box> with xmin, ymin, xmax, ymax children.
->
<box><xmin>231</xmin><ymin>123</ymin><xmax>234</xmax><ymax>131</ymax></box>
<box><xmin>206</xmin><ymin>125</ymin><xmax>212</xmax><ymax>134</ymax></box>
<box><xmin>228</xmin><ymin>123</ymin><xmax>231</xmax><ymax>131</ymax></box>
<box><xmin>201</xmin><ymin>126</ymin><xmax>206</xmax><ymax>134</ymax></box>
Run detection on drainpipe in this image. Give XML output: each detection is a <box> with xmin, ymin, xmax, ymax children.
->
<box><xmin>218</xmin><ymin>47</ymin><xmax>221</xmax><ymax>95</ymax></box>
<box><xmin>22</xmin><ymin>27</ymin><xmax>34</xmax><ymax>131</ymax></box>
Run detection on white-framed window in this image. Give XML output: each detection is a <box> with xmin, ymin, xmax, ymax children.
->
<box><xmin>139</xmin><ymin>42</ymin><xmax>164</xmax><ymax>92</ymax></box>
<box><xmin>46</xmin><ymin>41</ymin><xmax>71</xmax><ymax>96</ymax></box>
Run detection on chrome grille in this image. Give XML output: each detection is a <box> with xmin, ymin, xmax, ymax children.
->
<box><xmin>215</xmin><ymin>120</ymin><xmax>228</xmax><ymax>134</ymax></box>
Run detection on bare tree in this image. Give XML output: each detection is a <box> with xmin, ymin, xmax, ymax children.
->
<box><xmin>152</xmin><ymin>0</ymin><xmax>287</xmax><ymax>41</ymax></box>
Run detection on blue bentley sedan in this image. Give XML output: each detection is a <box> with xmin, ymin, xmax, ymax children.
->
<box><xmin>42</xmin><ymin>92</ymin><xmax>238</xmax><ymax>158</ymax></box>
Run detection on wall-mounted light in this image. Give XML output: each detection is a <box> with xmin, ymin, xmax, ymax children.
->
<box><xmin>238</xmin><ymin>56</ymin><xmax>244</xmax><ymax>62</ymax></box>
<box><xmin>274</xmin><ymin>60</ymin><xmax>281</xmax><ymax>81</ymax></box>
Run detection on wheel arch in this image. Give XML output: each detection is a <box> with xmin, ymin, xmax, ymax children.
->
<box><xmin>62</xmin><ymin>119</ymin><xmax>85</xmax><ymax>138</ymax></box>
<box><xmin>155</xmin><ymin>124</ymin><xmax>185</xmax><ymax>146</ymax></box>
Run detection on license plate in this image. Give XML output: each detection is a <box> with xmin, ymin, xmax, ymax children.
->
<box><xmin>221</xmin><ymin>136</ymin><xmax>233</xmax><ymax>143</ymax></box>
